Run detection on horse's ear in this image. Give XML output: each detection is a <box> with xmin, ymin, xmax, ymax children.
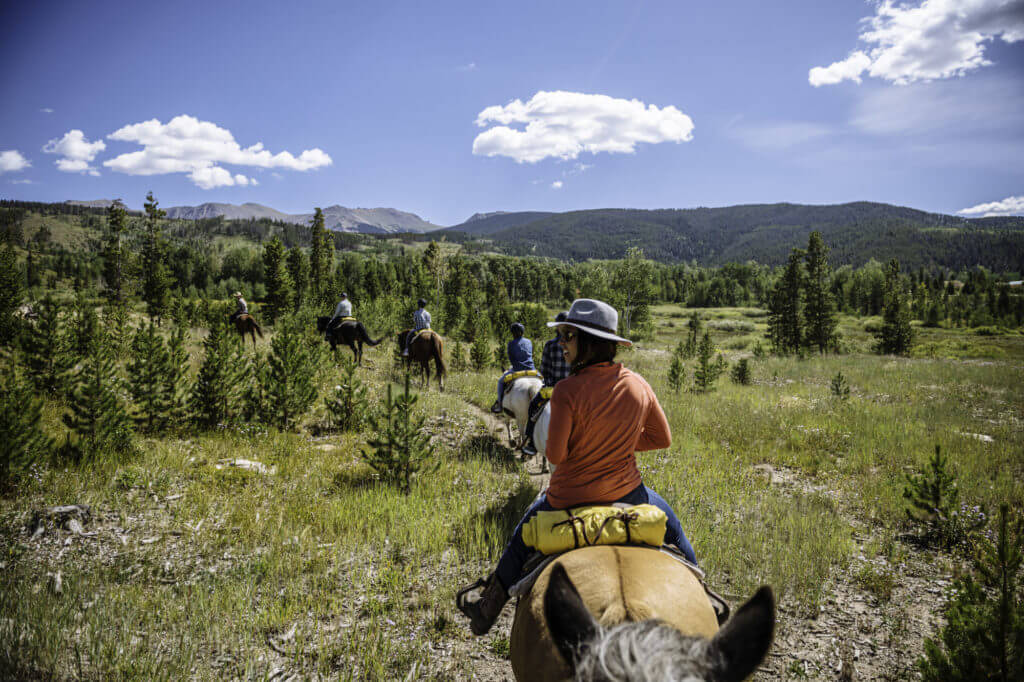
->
<box><xmin>705</xmin><ymin>586</ymin><xmax>775</xmax><ymax>682</ymax></box>
<box><xmin>543</xmin><ymin>563</ymin><xmax>599</xmax><ymax>672</ymax></box>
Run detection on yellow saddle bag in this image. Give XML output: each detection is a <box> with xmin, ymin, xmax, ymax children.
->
<box><xmin>521</xmin><ymin>504</ymin><xmax>667</xmax><ymax>555</ymax></box>
<box><xmin>503</xmin><ymin>369</ymin><xmax>541</xmax><ymax>385</ymax></box>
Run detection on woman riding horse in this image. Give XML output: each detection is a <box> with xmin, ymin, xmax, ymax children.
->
<box><xmin>457</xmin><ymin>298</ymin><xmax>698</xmax><ymax>636</ymax></box>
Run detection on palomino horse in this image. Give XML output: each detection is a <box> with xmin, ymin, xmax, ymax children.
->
<box><xmin>397</xmin><ymin>329</ymin><xmax>446</xmax><ymax>391</ymax></box>
<box><xmin>500</xmin><ymin>375</ymin><xmax>553</xmax><ymax>473</ymax></box>
<box><xmin>316</xmin><ymin>317</ymin><xmax>382</xmax><ymax>365</ymax></box>
<box><xmin>511</xmin><ymin>547</ymin><xmax>775</xmax><ymax>681</ymax></box>
<box><xmin>231</xmin><ymin>314</ymin><xmax>263</xmax><ymax>347</ymax></box>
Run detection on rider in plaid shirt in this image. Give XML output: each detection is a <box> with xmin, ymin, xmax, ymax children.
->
<box><xmin>540</xmin><ymin>311</ymin><xmax>570</xmax><ymax>386</ymax></box>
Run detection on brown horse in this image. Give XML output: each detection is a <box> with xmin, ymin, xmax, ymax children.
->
<box><xmin>510</xmin><ymin>546</ymin><xmax>774</xmax><ymax>681</ymax></box>
<box><xmin>397</xmin><ymin>329</ymin><xmax>446</xmax><ymax>390</ymax></box>
<box><xmin>230</xmin><ymin>314</ymin><xmax>263</xmax><ymax>347</ymax></box>
<box><xmin>316</xmin><ymin>317</ymin><xmax>382</xmax><ymax>365</ymax></box>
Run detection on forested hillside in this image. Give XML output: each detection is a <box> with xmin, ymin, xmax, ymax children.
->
<box><xmin>443</xmin><ymin>202</ymin><xmax>1024</xmax><ymax>271</ymax></box>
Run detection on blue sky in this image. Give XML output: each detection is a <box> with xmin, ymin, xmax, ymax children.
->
<box><xmin>2</xmin><ymin>0</ymin><xmax>1023</xmax><ymax>224</ymax></box>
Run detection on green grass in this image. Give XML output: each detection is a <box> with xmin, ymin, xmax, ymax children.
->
<box><xmin>3</xmin><ymin>309</ymin><xmax>1023</xmax><ymax>678</ymax></box>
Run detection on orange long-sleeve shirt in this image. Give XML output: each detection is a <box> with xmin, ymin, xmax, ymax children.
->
<box><xmin>545</xmin><ymin>362</ymin><xmax>671</xmax><ymax>509</ymax></box>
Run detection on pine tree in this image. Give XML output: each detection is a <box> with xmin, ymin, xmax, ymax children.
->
<box><xmin>262</xmin><ymin>236</ymin><xmax>293</xmax><ymax>323</ymax></box>
<box><xmin>803</xmin><ymin>231</ymin><xmax>838</xmax><ymax>353</ymax></box>
<box><xmin>767</xmin><ymin>249</ymin><xmax>805</xmax><ymax>354</ymax></box>
<box><xmin>101</xmin><ymin>199</ymin><xmax>130</xmax><ymax>303</ymax></box>
<box><xmin>1</xmin><ymin>366</ymin><xmax>53</xmax><ymax>487</ymax></box>
<box><xmin>127</xmin><ymin>321</ymin><xmax>175</xmax><ymax>432</ymax></box>
<box><xmin>69</xmin><ymin>293</ymin><xmax>100</xmax><ymax>361</ymax></box>
<box><xmin>141</xmin><ymin>192</ymin><xmax>171</xmax><ymax>323</ymax></box>
<box><xmin>264</xmin><ymin>315</ymin><xmax>318</xmax><ymax>429</ymax></box>
<box><xmin>164</xmin><ymin>323</ymin><xmax>191</xmax><ymax>424</ymax></box>
<box><xmin>0</xmin><ymin>244</ymin><xmax>23</xmax><ymax>348</ymax></box>
<box><xmin>730</xmin><ymin>358</ymin><xmax>751</xmax><ymax>385</ymax></box>
<box><xmin>683</xmin><ymin>313</ymin><xmax>701</xmax><ymax>359</ymax></box>
<box><xmin>309</xmin><ymin>208</ymin><xmax>333</xmax><ymax>305</ymax></box>
<box><xmin>693</xmin><ymin>331</ymin><xmax>723</xmax><ymax>392</ymax></box>
<box><xmin>190</xmin><ymin>321</ymin><xmax>247</xmax><ymax>428</ymax></box>
<box><xmin>241</xmin><ymin>350</ymin><xmax>270</xmax><ymax>423</ymax></box>
<box><xmin>63</xmin><ymin>334</ymin><xmax>134</xmax><ymax>460</ymax></box>
<box><xmin>830</xmin><ymin>371</ymin><xmax>850</xmax><ymax>400</ymax></box>
<box><xmin>287</xmin><ymin>246</ymin><xmax>309</xmax><ymax>312</ymax></box>
<box><xmin>667</xmin><ymin>353</ymin><xmax>685</xmax><ymax>393</ymax></box>
<box><xmin>104</xmin><ymin>300</ymin><xmax>133</xmax><ymax>360</ymax></box>
<box><xmin>903</xmin><ymin>445</ymin><xmax>982</xmax><ymax>549</ymax></box>
<box><xmin>918</xmin><ymin>505</ymin><xmax>1024</xmax><ymax>682</ymax></box>
<box><xmin>875</xmin><ymin>259</ymin><xmax>916</xmax><ymax>355</ymax></box>
<box><xmin>23</xmin><ymin>296</ymin><xmax>74</xmax><ymax>396</ymax></box>
<box><xmin>362</xmin><ymin>375</ymin><xmax>439</xmax><ymax>493</ymax></box>
<box><xmin>325</xmin><ymin>355</ymin><xmax>369</xmax><ymax>432</ymax></box>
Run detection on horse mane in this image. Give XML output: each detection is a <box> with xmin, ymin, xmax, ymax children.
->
<box><xmin>573</xmin><ymin>621</ymin><xmax>713</xmax><ymax>682</ymax></box>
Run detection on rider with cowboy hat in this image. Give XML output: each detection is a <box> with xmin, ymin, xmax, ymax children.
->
<box><xmin>457</xmin><ymin>298</ymin><xmax>699</xmax><ymax>636</ymax></box>
<box><xmin>229</xmin><ymin>291</ymin><xmax>247</xmax><ymax>324</ymax></box>
<box><xmin>402</xmin><ymin>298</ymin><xmax>432</xmax><ymax>356</ymax></box>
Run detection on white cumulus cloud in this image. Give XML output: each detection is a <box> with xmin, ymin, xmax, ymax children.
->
<box><xmin>809</xmin><ymin>0</ymin><xmax>1024</xmax><ymax>86</ymax></box>
<box><xmin>42</xmin><ymin>130</ymin><xmax>106</xmax><ymax>176</ymax></box>
<box><xmin>0</xmin><ymin>150</ymin><xmax>31</xmax><ymax>173</ymax></box>
<box><xmin>103</xmin><ymin>114</ymin><xmax>332</xmax><ymax>189</ymax></box>
<box><xmin>472</xmin><ymin>90</ymin><xmax>694</xmax><ymax>163</ymax></box>
<box><xmin>551</xmin><ymin>180</ymin><xmax>564</xmax><ymax>189</ymax></box>
<box><xmin>958</xmin><ymin>195</ymin><xmax>1024</xmax><ymax>216</ymax></box>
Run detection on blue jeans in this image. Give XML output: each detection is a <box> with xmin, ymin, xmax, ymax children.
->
<box><xmin>494</xmin><ymin>483</ymin><xmax>697</xmax><ymax>590</ymax></box>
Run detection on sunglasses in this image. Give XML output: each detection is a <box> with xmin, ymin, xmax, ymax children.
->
<box><xmin>558</xmin><ymin>329</ymin><xmax>578</xmax><ymax>343</ymax></box>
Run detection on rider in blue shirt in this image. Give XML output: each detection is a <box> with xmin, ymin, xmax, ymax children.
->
<box><xmin>491</xmin><ymin>322</ymin><xmax>535</xmax><ymax>413</ymax></box>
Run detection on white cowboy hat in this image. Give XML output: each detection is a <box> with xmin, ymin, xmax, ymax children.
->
<box><xmin>547</xmin><ymin>298</ymin><xmax>632</xmax><ymax>346</ymax></box>
<box><xmin>232</xmin><ymin>291</ymin><xmax>243</xmax><ymax>298</ymax></box>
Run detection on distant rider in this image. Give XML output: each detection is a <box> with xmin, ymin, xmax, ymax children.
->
<box><xmin>229</xmin><ymin>291</ymin><xmax>247</xmax><ymax>324</ymax></box>
<box><xmin>540</xmin><ymin>311</ymin><xmax>570</xmax><ymax>386</ymax></box>
<box><xmin>491</xmin><ymin>322</ymin><xmax>535</xmax><ymax>413</ymax></box>
<box><xmin>326</xmin><ymin>292</ymin><xmax>352</xmax><ymax>337</ymax></box>
<box><xmin>402</xmin><ymin>298</ymin><xmax>431</xmax><ymax>357</ymax></box>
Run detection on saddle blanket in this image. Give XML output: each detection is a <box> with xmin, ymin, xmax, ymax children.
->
<box><xmin>502</xmin><ymin>369</ymin><xmax>541</xmax><ymax>385</ymax></box>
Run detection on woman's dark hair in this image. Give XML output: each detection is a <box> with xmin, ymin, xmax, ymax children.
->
<box><xmin>571</xmin><ymin>329</ymin><xmax>618</xmax><ymax>373</ymax></box>
<box><xmin>417</xmin><ymin>298</ymin><xmax>427</xmax><ymax>308</ymax></box>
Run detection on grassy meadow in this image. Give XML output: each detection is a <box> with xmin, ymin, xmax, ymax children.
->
<box><xmin>2</xmin><ymin>304</ymin><xmax>1023</xmax><ymax>680</ymax></box>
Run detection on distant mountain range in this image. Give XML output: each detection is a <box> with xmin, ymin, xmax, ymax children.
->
<box><xmin>156</xmin><ymin>202</ymin><xmax>441</xmax><ymax>234</ymax></box>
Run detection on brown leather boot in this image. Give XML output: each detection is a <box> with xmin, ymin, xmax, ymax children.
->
<box><xmin>456</xmin><ymin>574</ymin><xmax>509</xmax><ymax>635</ymax></box>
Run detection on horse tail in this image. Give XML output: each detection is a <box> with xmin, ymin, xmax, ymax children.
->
<box><xmin>433</xmin><ymin>334</ymin><xmax>447</xmax><ymax>376</ymax></box>
<box><xmin>360</xmin><ymin>323</ymin><xmax>382</xmax><ymax>346</ymax></box>
<box><xmin>253</xmin><ymin>321</ymin><xmax>264</xmax><ymax>338</ymax></box>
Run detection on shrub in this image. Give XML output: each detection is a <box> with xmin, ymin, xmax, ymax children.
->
<box><xmin>730</xmin><ymin>358</ymin><xmax>751</xmax><ymax>385</ymax></box>
<box><xmin>706</xmin><ymin>319</ymin><xmax>756</xmax><ymax>333</ymax></box>
<box><xmin>667</xmin><ymin>354</ymin><xmax>685</xmax><ymax>393</ymax></box>
<box><xmin>362</xmin><ymin>375</ymin><xmax>438</xmax><ymax>493</ymax></box>
<box><xmin>692</xmin><ymin>331</ymin><xmax>724</xmax><ymax>392</ymax></box>
<box><xmin>752</xmin><ymin>340</ymin><xmax>766</xmax><ymax>359</ymax></box>
<box><xmin>918</xmin><ymin>505</ymin><xmax>1024</xmax><ymax>682</ymax></box>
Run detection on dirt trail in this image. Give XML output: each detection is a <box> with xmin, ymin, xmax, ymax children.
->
<box><xmin>463</xmin><ymin>399</ymin><xmax>551</xmax><ymax>490</ymax></box>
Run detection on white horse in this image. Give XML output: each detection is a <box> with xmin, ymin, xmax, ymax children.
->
<box><xmin>499</xmin><ymin>376</ymin><xmax>554</xmax><ymax>474</ymax></box>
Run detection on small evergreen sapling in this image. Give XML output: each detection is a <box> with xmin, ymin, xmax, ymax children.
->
<box><xmin>918</xmin><ymin>505</ymin><xmax>1024</xmax><ymax>682</ymax></box>
<box><xmin>1</xmin><ymin>366</ymin><xmax>54</xmax><ymax>488</ymax></box>
<box><xmin>128</xmin><ymin>321</ymin><xmax>174</xmax><ymax>432</ymax></box>
<box><xmin>470</xmin><ymin>333</ymin><xmax>491</xmax><ymax>371</ymax></box>
<box><xmin>63</xmin><ymin>335</ymin><xmax>135</xmax><ymax>460</ymax></box>
<box><xmin>264</xmin><ymin>315</ymin><xmax>318</xmax><ymax>430</ymax></box>
<box><xmin>190</xmin><ymin>320</ymin><xmax>247</xmax><ymax>428</ymax></box>
<box><xmin>667</xmin><ymin>353</ymin><xmax>685</xmax><ymax>393</ymax></box>
<box><xmin>24</xmin><ymin>296</ymin><xmax>74</xmax><ymax>396</ymax></box>
<box><xmin>730</xmin><ymin>358</ymin><xmax>751</xmax><ymax>385</ymax></box>
<box><xmin>830</xmin><ymin>371</ymin><xmax>850</xmax><ymax>400</ymax></box>
<box><xmin>362</xmin><ymin>375</ymin><xmax>439</xmax><ymax>493</ymax></box>
<box><xmin>325</xmin><ymin>356</ymin><xmax>369</xmax><ymax>432</ymax></box>
<box><xmin>693</xmin><ymin>331</ymin><xmax>724</xmax><ymax>392</ymax></box>
<box><xmin>903</xmin><ymin>445</ymin><xmax>984</xmax><ymax>550</ymax></box>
